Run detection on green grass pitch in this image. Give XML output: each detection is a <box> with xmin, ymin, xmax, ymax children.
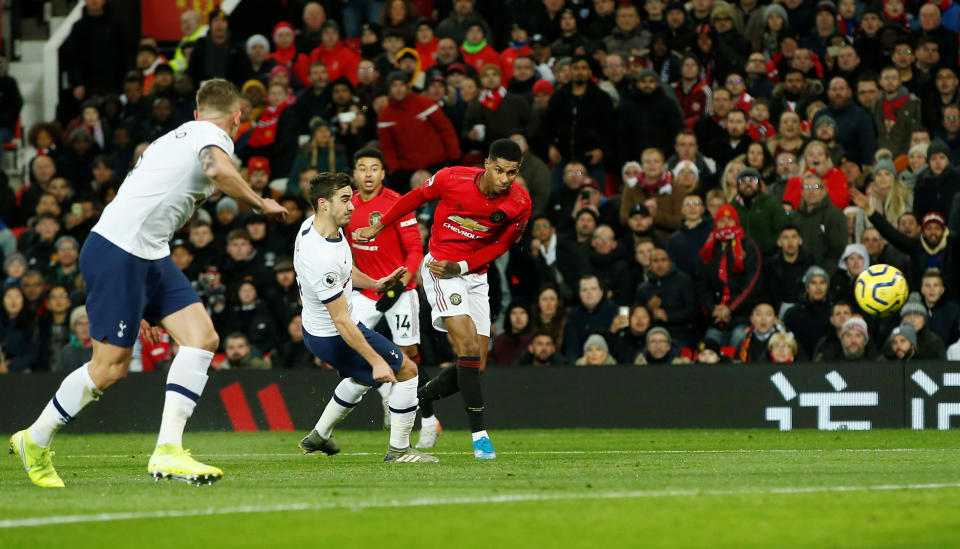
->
<box><xmin>3</xmin><ymin>429</ymin><xmax>960</xmax><ymax>548</ymax></box>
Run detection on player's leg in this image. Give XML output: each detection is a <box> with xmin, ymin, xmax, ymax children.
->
<box><xmin>301</xmin><ymin>376</ymin><xmax>370</xmax><ymax>455</ymax></box>
<box><xmin>12</xmin><ymin>341</ymin><xmax>132</xmax><ymax>488</ymax></box>
<box><xmin>416</xmin><ymin>260</ymin><xmax>468</xmax><ymax>404</ymax></box>
<box><xmin>148</xmin><ymin>258</ymin><xmax>223</xmax><ymax>484</ymax></box>
<box><xmin>11</xmin><ymin>234</ymin><xmax>143</xmax><ymax>487</ymax></box>
<box><xmin>389</xmin><ymin>289</ymin><xmax>441</xmax><ymax>447</ymax></box>
<box><xmin>461</xmin><ymin>273</ymin><xmax>495</xmax><ymax>459</ymax></box>
<box><xmin>352</xmin><ymin>292</ymin><xmax>392</xmax><ymax>428</ymax></box>
<box><xmin>387</xmin><ymin>357</ymin><xmax>420</xmax><ymax>450</ymax></box>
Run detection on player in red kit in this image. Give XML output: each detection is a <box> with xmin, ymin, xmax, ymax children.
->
<box><xmin>345</xmin><ymin>148</ymin><xmax>441</xmax><ymax>448</ymax></box>
<box><xmin>354</xmin><ymin>139</ymin><xmax>531</xmax><ymax>459</ymax></box>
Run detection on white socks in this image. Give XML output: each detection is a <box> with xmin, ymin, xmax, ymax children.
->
<box><xmin>388</xmin><ymin>377</ymin><xmax>418</xmax><ymax>449</ymax></box>
<box><xmin>30</xmin><ymin>363</ymin><xmax>100</xmax><ymax>447</ymax></box>
<box><xmin>156</xmin><ymin>346</ymin><xmax>213</xmax><ymax>447</ymax></box>
<box><xmin>377</xmin><ymin>382</ymin><xmax>392</xmax><ymax>402</ymax></box>
<box><xmin>314</xmin><ymin>378</ymin><xmax>369</xmax><ymax>439</ymax></box>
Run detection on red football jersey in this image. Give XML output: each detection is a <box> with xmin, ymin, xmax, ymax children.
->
<box><xmin>346</xmin><ymin>186</ymin><xmax>423</xmax><ymax>300</ymax></box>
<box><xmin>379</xmin><ymin>166</ymin><xmax>532</xmax><ymax>273</ymax></box>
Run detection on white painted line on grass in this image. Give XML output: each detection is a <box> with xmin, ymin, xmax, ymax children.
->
<box><xmin>59</xmin><ymin>448</ymin><xmax>959</xmax><ymax>459</ymax></box>
<box><xmin>3</xmin><ymin>482</ymin><xmax>960</xmax><ymax>529</ymax></box>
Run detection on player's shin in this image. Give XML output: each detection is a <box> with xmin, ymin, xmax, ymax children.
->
<box><xmin>29</xmin><ymin>363</ymin><xmax>101</xmax><ymax>447</ymax></box>
<box><xmin>388</xmin><ymin>376</ymin><xmax>418</xmax><ymax>448</ymax></box>
<box><xmin>157</xmin><ymin>347</ymin><xmax>214</xmax><ymax>447</ymax></box>
<box><xmin>315</xmin><ymin>378</ymin><xmax>369</xmax><ymax>438</ymax></box>
<box><xmin>456</xmin><ymin>357</ymin><xmax>485</xmax><ymax>433</ymax></box>
<box><xmin>416</xmin><ymin>359</ymin><xmax>436</xmax><ymax>420</ymax></box>
<box><xmin>418</xmin><ymin>363</ymin><xmax>459</xmax><ymax>404</ymax></box>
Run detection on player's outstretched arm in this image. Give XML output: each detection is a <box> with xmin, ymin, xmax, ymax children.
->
<box><xmin>351</xmin><ymin>266</ymin><xmax>407</xmax><ymax>290</ymax></box>
<box><xmin>324</xmin><ymin>294</ymin><xmax>397</xmax><ymax>383</ymax></box>
<box><xmin>353</xmin><ymin>185</ymin><xmax>431</xmax><ymax>243</ymax></box>
<box><xmin>199</xmin><ymin>146</ymin><xmax>289</xmax><ymax>222</ymax></box>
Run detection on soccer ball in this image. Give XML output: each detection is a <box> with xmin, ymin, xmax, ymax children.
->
<box><xmin>854</xmin><ymin>264</ymin><xmax>909</xmax><ymax>316</ymax></box>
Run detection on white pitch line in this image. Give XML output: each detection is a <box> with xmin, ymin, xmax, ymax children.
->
<box><xmin>57</xmin><ymin>448</ymin><xmax>958</xmax><ymax>459</ymax></box>
<box><xmin>3</xmin><ymin>482</ymin><xmax>960</xmax><ymax>529</ymax></box>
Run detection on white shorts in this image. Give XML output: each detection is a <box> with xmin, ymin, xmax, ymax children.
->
<box><xmin>350</xmin><ymin>289</ymin><xmax>420</xmax><ymax>346</ymax></box>
<box><xmin>420</xmin><ymin>252</ymin><xmax>491</xmax><ymax>337</ymax></box>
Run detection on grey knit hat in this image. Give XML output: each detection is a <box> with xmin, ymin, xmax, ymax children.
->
<box><xmin>764</xmin><ymin>4</ymin><xmax>789</xmax><ymax>22</ymax></box>
<box><xmin>874</xmin><ymin>158</ymin><xmax>897</xmax><ymax>177</ymax></box>
<box><xmin>583</xmin><ymin>334</ymin><xmax>609</xmax><ymax>354</ymax></box>
<box><xmin>890</xmin><ymin>320</ymin><xmax>918</xmax><ymax>349</ymax></box>
<box><xmin>69</xmin><ymin>306</ymin><xmax>87</xmax><ymax>328</ymax></box>
<box><xmin>802</xmin><ymin>265</ymin><xmax>829</xmax><ymax>286</ymax></box>
<box><xmin>928</xmin><ymin>138</ymin><xmax>950</xmax><ymax>159</ymax></box>
<box><xmin>840</xmin><ymin>317</ymin><xmax>869</xmax><ymax>340</ymax></box>
<box><xmin>646</xmin><ymin>326</ymin><xmax>671</xmax><ymax>345</ymax></box>
<box><xmin>216</xmin><ymin>197</ymin><xmax>239</xmax><ymax>215</ymax></box>
<box><xmin>900</xmin><ymin>293</ymin><xmax>928</xmax><ymax>320</ymax></box>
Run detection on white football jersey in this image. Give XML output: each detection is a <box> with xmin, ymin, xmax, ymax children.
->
<box><xmin>91</xmin><ymin>120</ymin><xmax>234</xmax><ymax>260</ymax></box>
<box><xmin>295</xmin><ymin>216</ymin><xmax>354</xmax><ymax>337</ymax></box>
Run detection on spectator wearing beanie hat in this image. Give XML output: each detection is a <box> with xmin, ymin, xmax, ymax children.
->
<box><xmin>242</xmin><ymin>156</ymin><xmax>281</xmax><ymax>211</ymax></box>
<box><xmin>696</xmin><ymin>205</ymin><xmax>763</xmax><ymax>349</ymax></box>
<box><xmin>531</xmin><ymin>79</ymin><xmax>554</xmax><ymax>109</ymax></box>
<box><xmin>784</xmin><ymin>265</ymin><xmax>834</xmax><ymax>358</ymax></box>
<box><xmin>695</xmin><ymin>337</ymin><xmax>730</xmax><ymax>364</ymax></box>
<box><xmin>898</xmin><ymin>293</ymin><xmax>947</xmax><ymax>359</ymax></box>
<box><xmin>576</xmin><ymin>333</ymin><xmax>616</xmax><ymax>366</ymax></box>
<box><xmin>855</xmin><ymin>180</ymin><xmax>959</xmax><ymax>296</ymax></box>
<box><xmin>269</xmin><ymin>21</ymin><xmax>310</xmax><ymax>88</ymax></box>
<box><xmin>883</xmin><ymin>320</ymin><xmax>918</xmax><ymax>360</ymax></box>
<box><xmin>831</xmin><ymin>316</ymin><xmax>882</xmax><ymax>361</ymax></box>
<box><xmin>636</xmin><ymin>327</ymin><xmax>678</xmax><ymax>364</ymax></box>
<box><xmin>914</xmin><ymin>138</ymin><xmax>960</xmax><ymax>220</ymax></box>
<box><xmin>54</xmin><ymin>306</ymin><xmax>92</xmax><ymax>373</ymax></box>
<box><xmin>732</xmin><ymin>167</ymin><xmax>790</xmax><ymax>256</ymax></box>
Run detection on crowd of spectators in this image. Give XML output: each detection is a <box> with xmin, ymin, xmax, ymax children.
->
<box><xmin>5</xmin><ymin>0</ymin><xmax>960</xmax><ymax>372</ymax></box>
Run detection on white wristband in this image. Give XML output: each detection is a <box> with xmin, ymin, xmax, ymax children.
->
<box><xmin>456</xmin><ymin>260</ymin><xmax>469</xmax><ymax>275</ymax></box>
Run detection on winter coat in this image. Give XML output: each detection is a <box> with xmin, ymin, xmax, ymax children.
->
<box><xmin>542</xmin><ymin>82</ymin><xmax>617</xmax><ymax>163</ymax></box>
<box><xmin>871</xmin><ymin>87</ymin><xmax>923</xmax><ymax>157</ymax></box>
<box><xmin>792</xmin><ymin>199</ymin><xmax>848</xmax><ymax>277</ymax></box>
<box><xmin>868</xmin><ymin>210</ymin><xmax>960</xmax><ymax>296</ymax></box>
<box><xmin>377</xmin><ymin>92</ymin><xmax>461</xmax><ymax>171</ymax></box>
<box><xmin>733</xmin><ymin>192</ymin><xmax>790</xmax><ymax>256</ymax></box>
<box><xmin>783</xmin><ymin>298</ymin><xmax>833</xmax><ymax>358</ymax></box>
<box><xmin>914</xmin><ymin>165</ymin><xmax>960</xmax><ymax>221</ymax></box>
<box><xmin>763</xmin><ymin>249</ymin><xmax>815</xmax><ymax>313</ymax></box>
<box><xmin>617</xmin><ymin>86</ymin><xmax>686</xmax><ymax>167</ymax></box>
<box><xmin>666</xmin><ymin>217</ymin><xmax>714</xmax><ymax>277</ymax></box>
<box><xmin>695</xmin><ymin>235</ymin><xmax>763</xmax><ymax>326</ymax></box>
<box><xmin>635</xmin><ymin>266</ymin><xmax>698</xmax><ymax>345</ymax></box>
<box><xmin>816</xmin><ymin>100</ymin><xmax>877</xmax><ymax>165</ymax></box>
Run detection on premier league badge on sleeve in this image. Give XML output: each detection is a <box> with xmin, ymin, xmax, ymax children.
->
<box><xmin>323</xmin><ymin>272</ymin><xmax>339</xmax><ymax>288</ymax></box>
<box><xmin>490</xmin><ymin>211</ymin><xmax>506</xmax><ymax>223</ymax></box>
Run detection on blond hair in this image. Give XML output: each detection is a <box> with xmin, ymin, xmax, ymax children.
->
<box><xmin>196</xmin><ymin>78</ymin><xmax>241</xmax><ymax>118</ymax></box>
<box><xmin>767</xmin><ymin>331</ymin><xmax>798</xmax><ymax>354</ymax></box>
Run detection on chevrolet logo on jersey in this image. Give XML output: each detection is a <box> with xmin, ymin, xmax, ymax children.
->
<box><xmin>448</xmin><ymin>215</ymin><xmax>490</xmax><ymax>233</ymax></box>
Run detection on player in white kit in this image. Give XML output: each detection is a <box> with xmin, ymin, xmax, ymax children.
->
<box><xmin>293</xmin><ymin>172</ymin><xmax>437</xmax><ymax>463</ymax></box>
<box><xmin>9</xmin><ymin>79</ymin><xmax>288</xmax><ymax>487</ymax></box>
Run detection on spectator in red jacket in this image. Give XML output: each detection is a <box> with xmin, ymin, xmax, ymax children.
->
<box><xmin>309</xmin><ymin>21</ymin><xmax>362</xmax><ymax>86</ymax></box>
<box><xmin>377</xmin><ymin>71</ymin><xmax>461</xmax><ymax>178</ymax></box>
<box><xmin>461</xmin><ymin>23</ymin><xmax>501</xmax><ymax>73</ymax></box>
<box><xmin>501</xmin><ymin>24</ymin><xmax>533</xmax><ymax>83</ymax></box>
<box><xmin>782</xmin><ymin>140</ymin><xmax>850</xmax><ymax>209</ymax></box>
<box><xmin>269</xmin><ymin>21</ymin><xmax>311</xmax><ymax>88</ymax></box>
<box><xmin>415</xmin><ymin>18</ymin><xmax>440</xmax><ymax>70</ymax></box>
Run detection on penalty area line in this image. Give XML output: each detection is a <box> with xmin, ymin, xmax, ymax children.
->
<box><xmin>3</xmin><ymin>482</ymin><xmax>960</xmax><ymax>529</ymax></box>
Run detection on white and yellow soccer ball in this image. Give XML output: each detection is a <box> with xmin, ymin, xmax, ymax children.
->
<box><xmin>854</xmin><ymin>264</ymin><xmax>909</xmax><ymax>316</ymax></box>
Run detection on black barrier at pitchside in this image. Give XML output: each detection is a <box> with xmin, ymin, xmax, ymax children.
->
<box><xmin>2</xmin><ymin>362</ymin><xmax>960</xmax><ymax>433</ymax></box>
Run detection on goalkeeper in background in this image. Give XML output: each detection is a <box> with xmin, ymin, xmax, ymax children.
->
<box><xmin>344</xmin><ymin>148</ymin><xmax>441</xmax><ymax>448</ymax></box>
